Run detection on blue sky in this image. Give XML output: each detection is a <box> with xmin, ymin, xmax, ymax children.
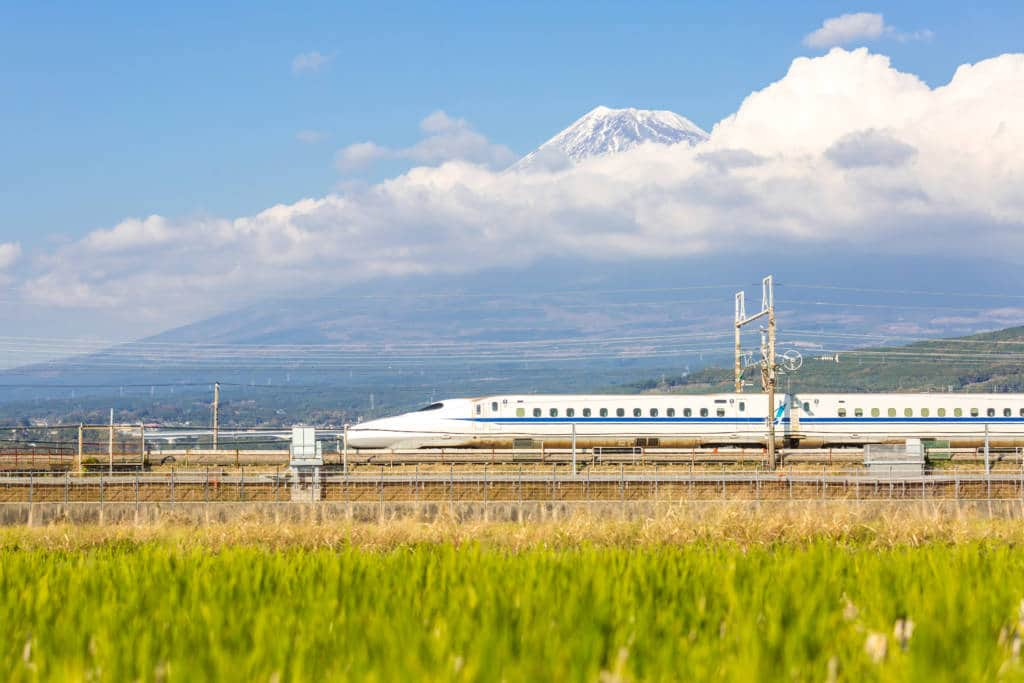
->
<box><xmin>2</xmin><ymin>1</ymin><xmax>1022</xmax><ymax>252</ymax></box>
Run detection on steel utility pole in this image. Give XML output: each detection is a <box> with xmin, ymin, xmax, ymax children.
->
<box><xmin>212</xmin><ymin>382</ymin><xmax>220</xmax><ymax>450</ymax></box>
<box><xmin>734</xmin><ymin>291</ymin><xmax>745</xmax><ymax>393</ymax></box>
<box><xmin>734</xmin><ymin>276</ymin><xmax>778</xmax><ymax>469</ymax></box>
<box><xmin>77</xmin><ymin>423</ymin><xmax>84</xmax><ymax>474</ymax></box>
<box><xmin>108</xmin><ymin>408</ymin><xmax>114</xmax><ymax>474</ymax></box>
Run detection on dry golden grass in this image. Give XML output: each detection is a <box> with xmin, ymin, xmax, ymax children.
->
<box><xmin>4</xmin><ymin>503</ymin><xmax>1024</xmax><ymax>551</ymax></box>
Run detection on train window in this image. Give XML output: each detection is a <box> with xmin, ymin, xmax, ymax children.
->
<box><xmin>600</xmin><ymin>408</ymin><xmax>609</xmax><ymax>417</ymax></box>
<box><xmin>738</xmin><ymin>401</ymin><xmax>745</xmax><ymax>411</ymax></box>
<box><xmin>476</xmin><ymin>404</ymin><xmax>482</xmax><ymax>415</ymax></box>
<box><xmin>954</xmin><ymin>408</ymin><xmax>963</xmax><ymax>417</ymax></box>
<box><xmin>417</xmin><ymin>402</ymin><xmax>445</xmax><ymax>411</ymax></box>
<box><xmin>566</xmin><ymin>408</ymin><xmax>575</xmax><ymax>418</ymax></box>
<box><xmin>1004</xmin><ymin>408</ymin><xmax>1012</xmax><ymax>417</ymax></box>
<box><xmin>988</xmin><ymin>408</ymin><xmax>996</xmax><ymax>417</ymax></box>
<box><xmin>1020</xmin><ymin>409</ymin><xmax>1024</xmax><ymax>417</ymax></box>
<box><xmin>904</xmin><ymin>408</ymin><xmax>913</xmax><ymax>417</ymax></box>
<box><xmin>700</xmin><ymin>408</ymin><xmax>709</xmax><ymax>417</ymax></box>
<box><xmin>550</xmin><ymin>408</ymin><xmax>558</xmax><ymax>417</ymax></box>
<box><xmin>871</xmin><ymin>408</ymin><xmax>880</xmax><ymax>417</ymax></box>
<box><xmin>684</xmin><ymin>408</ymin><xmax>692</xmax><ymax>417</ymax></box>
<box><xmin>490</xmin><ymin>402</ymin><xmax>497</xmax><ymax>412</ymax></box>
<box><xmin>633</xmin><ymin>408</ymin><xmax>642</xmax><ymax>417</ymax></box>
<box><xmin>921</xmin><ymin>408</ymin><xmax>930</xmax><ymax>417</ymax></box>
<box><xmin>650</xmin><ymin>408</ymin><xmax>659</xmax><ymax>417</ymax></box>
<box><xmin>716</xmin><ymin>408</ymin><xmax>726</xmax><ymax>417</ymax></box>
<box><xmin>937</xmin><ymin>408</ymin><xmax>946</xmax><ymax>417</ymax></box>
<box><xmin>516</xmin><ymin>408</ymin><xmax>525</xmax><ymax>417</ymax></box>
<box><xmin>616</xmin><ymin>408</ymin><xmax>625</xmax><ymax>417</ymax></box>
<box><xmin>533</xmin><ymin>408</ymin><xmax>542</xmax><ymax>417</ymax></box>
<box><xmin>971</xmin><ymin>408</ymin><xmax>979</xmax><ymax>417</ymax></box>
<box><xmin>854</xmin><ymin>408</ymin><xmax>863</xmax><ymax>417</ymax></box>
<box><xmin>802</xmin><ymin>402</ymin><xmax>810</xmax><ymax>412</ymax></box>
<box><xmin>667</xmin><ymin>408</ymin><xmax>676</xmax><ymax>417</ymax></box>
<box><xmin>583</xmin><ymin>408</ymin><xmax>591</xmax><ymax>417</ymax></box>
<box><xmin>888</xmin><ymin>408</ymin><xmax>896</xmax><ymax>417</ymax></box>
<box><xmin>838</xmin><ymin>408</ymin><xmax>847</xmax><ymax>417</ymax></box>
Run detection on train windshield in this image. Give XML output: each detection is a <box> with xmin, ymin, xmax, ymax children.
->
<box><xmin>416</xmin><ymin>402</ymin><xmax>445</xmax><ymax>411</ymax></box>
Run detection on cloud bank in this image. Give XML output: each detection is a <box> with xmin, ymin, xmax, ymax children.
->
<box><xmin>18</xmin><ymin>49</ymin><xmax>1024</xmax><ymax>326</ymax></box>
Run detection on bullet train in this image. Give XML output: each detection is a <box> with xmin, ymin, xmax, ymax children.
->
<box><xmin>345</xmin><ymin>393</ymin><xmax>1024</xmax><ymax>449</ymax></box>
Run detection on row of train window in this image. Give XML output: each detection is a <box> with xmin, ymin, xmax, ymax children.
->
<box><xmin>477</xmin><ymin>401</ymin><xmax>748</xmax><ymax>418</ymax></box>
<box><xmin>516</xmin><ymin>406</ymin><xmax>737</xmax><ymax>418</ymax></box>
<box><xmin>477</xmin><ymin>403</ymin><xmax>1024</xmax><ymax>419</ymax></box>
<box><xmin>832</xmin><ymin>406</ymin><xmax>1024</xmax><ymax>418</ymax></box>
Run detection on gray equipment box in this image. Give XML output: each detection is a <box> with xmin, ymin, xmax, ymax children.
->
<box><xmin>864</xmin><ymin>439</ymin><xmax>924</xmax><ymax>477</ymax></box>
<box><xmin>289</xmin><ymin>426</ymin><xmax>323</xmax><ymax>467</ymax></box>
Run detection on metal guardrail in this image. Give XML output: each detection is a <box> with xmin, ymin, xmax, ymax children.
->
<box><xmin>7</xmin><ymin>446</ymin><xmax>1024</xmax><ymax>471</ymax></box>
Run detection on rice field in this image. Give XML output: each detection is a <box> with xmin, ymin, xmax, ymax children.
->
<box><xmin>4</xmin><ymin>511</ymin><xmax>1024</xmax><ymax>681</ymax></box>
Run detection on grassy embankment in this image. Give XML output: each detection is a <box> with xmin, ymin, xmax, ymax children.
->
<box><xmin>4</xmin><ymin>509</ymin><xmax>1024</xmax><ymax>681</ymax></box>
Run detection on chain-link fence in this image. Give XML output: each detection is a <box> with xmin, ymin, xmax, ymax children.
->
<box><xmin>3</xmin><ymin>467</ymin><xmax>1024</xmax><ymax>504</ymax></box>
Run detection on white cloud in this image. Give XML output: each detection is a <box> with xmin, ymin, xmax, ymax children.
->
<box><xmin>83</xmin><ymin>215</ymin><xmax>173</xmax><ymax>252</ymax></box>
<box><xmin>336</xmin><ymin>141</ymin><xmax>392</xmax><ymax>171</ymax></box>
<box><xmin>0</xmin><ymin>242</ymin><xmax>21</xmax><ymax>269</ymax></box>
<box><xmin>14</xmin><ymin>49</ymin><xmax>1024</xmax><ymax>325</ymax></box>
<box><xmin>803</xmin><ymin>13</ymin><xmax>933</xmax><ymax>49</ymax></box>
<box><xmin>335</xmin><ymin>110</ymin><xmax>517</xmax><ymax>173</ymax></box>
<box><xmin>804</xmin><ymin>13</ymin><xmax>887</xmax><ymax>48</ymax></box>
<box><xmin>291</xmin><ymin>51</ymin><xmax>330</xmax><ymax>74</ymax></box>
<box><xmin>420</xmin><ymin>110</ymin><xmax>464</xmax><ymax>134</ymax></box>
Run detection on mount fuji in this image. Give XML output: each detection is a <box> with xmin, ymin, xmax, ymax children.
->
<box><xmin>513</xmin><ymin>105</ymin><xmax>709</xmax><ymax>171</ymax></box>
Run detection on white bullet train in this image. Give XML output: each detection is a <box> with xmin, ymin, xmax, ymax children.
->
<box><xmin>345</xmin><ymin>393</ymin><xmax>1024</xmax><ymax>449</ymax></box>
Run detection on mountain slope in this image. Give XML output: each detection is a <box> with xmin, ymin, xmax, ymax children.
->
<box><xmin>638</xmin><ymin>326</ymin><xmax>1024</xmax><ymax>394</ymax></box>
<box><xmin>514</xmin><ymin>105</ymin><xmax>708</xmax><ymax>171</ymax></box>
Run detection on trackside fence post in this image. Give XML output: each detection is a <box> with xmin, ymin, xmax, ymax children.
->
<box><xmin>551</xmin><ymin>463</ymin><xmax>555</xmax><ymax>503</ymax></box>
<box><xmin>571</xmin><ymin>424</ymin><xmax>577</xmax><ymax>476</ymax></box>
<box><xmin>620</xmin><ymin>463</ymin><xmax>625</xmax><ymax>504</ymax></box>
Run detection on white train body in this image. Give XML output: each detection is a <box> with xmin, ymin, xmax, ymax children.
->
<box><xmin>346</xmin><ymin>393</ymin><xmax>1024</xmax><ymax>449</ymax></box>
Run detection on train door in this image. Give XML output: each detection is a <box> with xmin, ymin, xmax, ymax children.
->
<box><xmin>487</xmin><ymin>399</ymin><xmax>502</xmax><ymax>433</ymax></box>
<box><xmin>734</xmin><ymin>396</ymin><xmax>749</xmax><ymax>441</ymax></box>
<box><xmin>785</xmin><ymin>395</ymin><xmax>801</xmax><ymax>442</ymax></box>
<box><xmin>713</xmin><ymin>398</ymin><xmax>740</xmax><ymax>440</ymax></box>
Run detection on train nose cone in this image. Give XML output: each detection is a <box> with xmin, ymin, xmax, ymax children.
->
<box><xmin>345</xmin><ymin>425</ymin><xmax>378</xmax><ymax>448</ymax></box>
<box><xmin>346</xmin><ymin>418</ymin><xmax>404</xmax><ymax>448</ymax></box>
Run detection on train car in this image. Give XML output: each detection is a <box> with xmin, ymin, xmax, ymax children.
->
<box><xmin>787</xmin><ymin>393</ymin><xmax>1024</xmax><ymax>448</ymax></box>
<box><xmin>345</xmin><ymin>392</ymin><xmax>1024</xmax><ymax>449</ymax></box>
<box><xmin>346</xmin><ymin>393</ymin><xmax>780</xmax><ymax>449</ymax></box>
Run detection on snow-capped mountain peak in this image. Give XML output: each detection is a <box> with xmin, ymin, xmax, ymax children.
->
<box><xmin>513</xmin><ymin>105</ymin><xmax>708</xmax><ymax>171</ymax></box>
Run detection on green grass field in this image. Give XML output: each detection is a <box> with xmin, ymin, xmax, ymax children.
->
<box><xmin>4</xmin><ymin>514</ymin><xmax>1024</xmax><ymax>681</ymax></box>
